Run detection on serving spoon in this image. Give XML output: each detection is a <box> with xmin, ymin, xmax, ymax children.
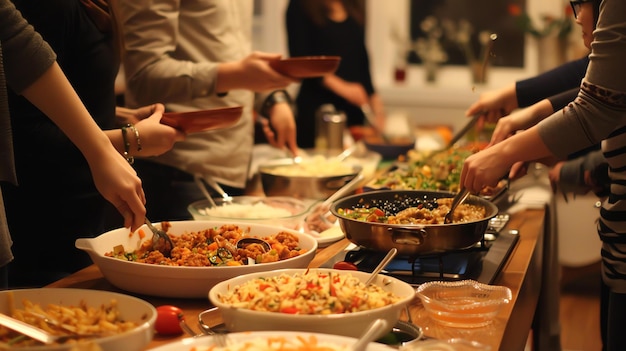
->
<box><xmin>350</xmin><ymin>319</ymin><xmax>390</xmax><ymax>351</ymax></box>
<box><xmin>235</xmin><ymin>237</ymin><xmax>271</xmax><ymax>252</ymax></box>
<box><xmin>364</xmin><ymin>248</ymin><xmax>397</xmax><ymax>286</ymax></box>
<box><xmin>145</xmin><ymin>218</ymin><xmax>174</xmax><ymax>257</ymax></box>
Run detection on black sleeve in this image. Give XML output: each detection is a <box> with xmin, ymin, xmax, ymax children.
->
<box><xmin>548</xmin><ymin>88</ymin><xmax>579</xmax><ymax>111</ymax></box>
<box><xmin>516</xmin><ymin>56</ymin><xmax>589</xmax><ymax>107</ymax></box>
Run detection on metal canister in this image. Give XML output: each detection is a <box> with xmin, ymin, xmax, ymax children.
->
<box><xmin>315</xmin><ymin>104</ymin><xmax>346</xmax><ymax>152</ymax></box>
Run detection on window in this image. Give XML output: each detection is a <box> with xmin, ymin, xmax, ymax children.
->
<box><xmin>409</xmin><ymin>0</ymin><xmax>525</xmax><ymax>67</ymax></box>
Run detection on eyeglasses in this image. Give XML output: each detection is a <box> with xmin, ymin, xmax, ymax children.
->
<box><xmin>570</xmin><ymin>0</ymin><xmax>593</xmax><ymax>19</ymax></box>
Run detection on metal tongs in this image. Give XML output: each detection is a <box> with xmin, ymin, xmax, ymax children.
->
<box><xmin>444</xmin><ymin>187</ymin><xmax>471</xmax><ymax>224</ymax></box>
<box><xmin>422</xmin><ymin>112</ymin><xmax>482</xmax><ymax>163</ymax></box>
<box><xmin>0</xmin><ymin>313</ymin><xmax>100</xmax><ymax>344</ymax></box>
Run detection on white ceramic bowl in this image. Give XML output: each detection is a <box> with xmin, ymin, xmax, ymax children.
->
<box><xmin>146</xmin><ymin>331</ymin><xmax>396</xmax><ymax>351</ymax></box>
<box><xmin>75</xmin><ymin>221</ymin><xmax>318</xmax><ymax>298</ymax></box>
<box><xmin>208</xmin><ymin>268</ymin><xmax>416</xmax><ymax>338</ymax></box>
<box><xmin>187</xmin><ymin>196</ymin><xmax>311</xmax><ymax>230</ymax></box>
<box><xmin>0</xmin><ymin>288</ymin><xmax>156</xmax><ymax>351</ymax></box>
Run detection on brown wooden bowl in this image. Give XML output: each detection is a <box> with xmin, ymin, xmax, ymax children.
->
<box><xmin>269</xmin><ymin>56</ymin><xmax>341</xmax><ymax>78</ymax></box>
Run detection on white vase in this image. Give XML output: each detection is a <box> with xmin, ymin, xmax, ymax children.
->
<box><xmin>536</xmin><ymin>35</ymin><xmax>568</xmax><ymax>73</ymax></box>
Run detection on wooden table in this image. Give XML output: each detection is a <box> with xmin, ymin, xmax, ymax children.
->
<box><xmin>47</xmin><ymin>208</ymin><xmax>553</xmax><ymax>351</ymax></box>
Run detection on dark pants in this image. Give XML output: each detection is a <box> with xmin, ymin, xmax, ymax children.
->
<box><xmin>3</xmin><ymin>184</ymin><xmax>105</xmax><ymax>288</ymax></box>
<box><xmin>130</xmin><ymin>159</ymin><xmax>244</xmax><ymax>223</ymax></box>
<box><xmin>600</xmin><ymin>277</ymin><xmax>626</xmax><ymax>351</ymax></box>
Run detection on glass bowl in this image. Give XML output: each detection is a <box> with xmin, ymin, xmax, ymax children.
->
<box><xmin>402</xmin><ymin>338</ymin><xmax>491</xmax><ymax>351</ymax></box>
<box><xmin>187</xmin><ymin>196</ymin><xmax>310</xmax><ymax>230</ymax></box>
<box><xmin>415</xmin><ymin>280</ymin><xmax>512</xmax><ymax>328</ymax></box>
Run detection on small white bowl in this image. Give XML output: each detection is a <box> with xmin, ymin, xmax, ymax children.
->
<box><xmin>76</xmin><ymin>221</ymin><xmax>318</xmax><ymax>298</ymax></box>
<box><xmin>0</xmin><ymin>288</ymin><xmax>156</xmax><ymax>351</ymax></box>
<box><xmin>208</xmin><ymin>268</ymin><xmax>416</xmax><ymax>338</ymax></box>
<box><xmin>415</xmin><ymin>280</ymin><xmax>512</xmax><ymax>328</ymax></box>
<box><xmin>146</xmin><ymin>331</ymin><xmax>397</xmax><ymax>351</ymax></box>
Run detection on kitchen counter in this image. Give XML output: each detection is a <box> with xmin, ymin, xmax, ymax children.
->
<box><xmin>45</xmin><ymin>207</ymin><xmax>555</xmax><ymax>351</ymax></box>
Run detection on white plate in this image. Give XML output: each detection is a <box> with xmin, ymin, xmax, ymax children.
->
<box><xmin>147</xmin><ymin>331</ymin><xmax>395</xmax><ymax>351</ymax></box>
<box><xmin>315</xmin><ymin>224</ymin><xmax>345</xmax><ymax>247</ymax></box>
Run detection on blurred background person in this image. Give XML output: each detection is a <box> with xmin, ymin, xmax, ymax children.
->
<box><xmin>286</xmin><ymin>0</ymin><xmax>386</xmax><ymax>148</ymax></box>
<box><xmin>4</xmin><ymin>0</ymin><xmax>184</xmax><ymax>288</ymax></box>
<box><xmin>115</xmin><ymin>0</ymin><xmax>299</xmax><ymax>222</ymax></box>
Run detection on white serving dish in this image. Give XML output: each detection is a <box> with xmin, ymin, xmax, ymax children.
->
<box><xmin>0</xmin><ymin>288</ymin><xmax>156</xmax><ymax>351</ymax></box>
<box><xmin>208</xmin><ymin>268</ymin><xmax>416</xmax><ymax>338</ymax></box>
<box><xmin>146</xmin><ymin>331</ymin><xmax>396</xmax><ymax>351</ymax></box>
<box><xmin>75</xmin><ymin>221</ymin><xmax>317</xmax><ymax>298</ymax></box>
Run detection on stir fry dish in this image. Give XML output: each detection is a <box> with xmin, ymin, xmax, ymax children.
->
<box><xmin>0</xmin><ymin>295</ymin><xmax>136</xmax><ymax>347</ymax></box>
<box><xmin>105</xmin><ymin>223</ymin><xmax>307</xmax><ymax>266</ymax></box>
<box><xmin>371</xmin><ymin>147</ymin><xmax>475</xmax><ymax>193</ymax></box>
<box><xmin>337</xmin><ymin>197</ymin><xmax>486</xmax><ymax>224</ymax></box>
<box><xmin>217</xmin><ymin>270</ymin><xmax>401</xmax><ymax>315</ymax></box>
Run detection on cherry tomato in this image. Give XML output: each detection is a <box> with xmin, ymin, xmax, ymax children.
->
<box><xmin>155</xmin><ymin>305</ymin><xmax>184</xmax><ymax>335</ymax></box>
<box><xmin>333</xmin><ymin>261</ymin><xmax>358</xmax><ymax>270</ymax></box>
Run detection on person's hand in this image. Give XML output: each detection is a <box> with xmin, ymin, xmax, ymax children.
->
<box><xmin>116</xmin><ymin>104</ymin><xmax>164</xmax><ymax>125</ymax></box>
<box><xmin>489</xmin><ymin>99</ymin><xmax>554</xmax><ymax>147</ymax></box>
<box><xmin>548</xmin><ymin>161</ymin><xmax>564</xmax><ymax>194</ymax></box>
<box><xmin>134</xmin><ymin>105</ymin><xmax>186</xmax><ymax>157</ymax></box>
<box><xmin>86</xmin><ymin>146</ymin><xmax>146</xmax><ymax>231</ymax></box>
<box><xmin>218</xmin><ymin>52</ymin><xmax>298</xmax><ymax>93</ymax></box>
<box><xmin>341</xmin><ymin>81</ymin><xmax>369</xmax><ymax>107</ymax></box>
<box><xmin>323</xmin><ymin>75</ymin><xmax>369</xmax><ymax>107</ymax></box>
<box><xmin>489</xmin><ymin>110</ymin><xmax>535</xmax><ymax>146</ymax></box>
<box><xmin>465</xmin><ymin>83</ymin><xmax>518</xmax><ymax>131</ymax></box>
<box><xmin>460</xmin><ymin>147</ymin><xmax>513</xmax><ymax>194</ymax></box>
<box><xmin>264</xmin><ymin>102</ymin><xmax>298</xmax><ymax>156</ymax></box>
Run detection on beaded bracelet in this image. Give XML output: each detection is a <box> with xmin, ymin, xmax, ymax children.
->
<box><xmin>129</xmin><ymin>124</ymin><xmax>142</xmax><ymax>152</ymax></box>
<box><xmin>121</xmin><ymin>124</ymin><xmax>134</xmax><ymax>164</ymax></box>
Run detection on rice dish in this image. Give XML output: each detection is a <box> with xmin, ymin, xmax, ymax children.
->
<box><xmin>199</xmin><ymin>202</ymin><xmax>293</xmax><ymax>219</ymax></box>
<box><xmin>217</xmin><ymin>270</ymin><xmax>401</xmax><ymax>314</ymax></box>
<box><xmin>263</xmin><ymin>155</ymin><xmax>354</xmax><ymax>177</ymax></box>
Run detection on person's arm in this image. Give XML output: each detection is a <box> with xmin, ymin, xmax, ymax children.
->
<box><xmin>115</xmin><ymin>1</ymin><xmax>294</xmax><ymax>105</ymax></box>
<box><xmin>107</xmin><ymin>103</ymin><xmax>185</xmax><ymax>159</ymax></box>
<box><xmin>551</xmin><ymin>149</ymin><xmax>608</xmax><ymax>196</ymax></box>
<box><xmin>21</xmin><ymin>62</ymin><xmax>146</xmax><ymax>231</ymax></box>
<box><xmin>254</xmin><ymin>90</ymin><xmax>298</xmax><ymax>156</ymax></box>
<box><xmin>547</xmin><ymin>88</ymin><xmax>579</xmax><ymax>111</ymax></box>
<box><xmin>489</xmin><ymin>98</ymin><xmax>554</xmax><ymax>146</ymax></box>
<box><xmin>2</xmin><ymin>0</ymin><xmax>145</xmax><ymax>230</ymax></box>
<box><xmin>516</xmin><ymin>56</ymin><xmax>589</xmax><ymax>107</ymax></box>
<box><xmin>465</xmin><ymin>57</ymin><xmax>589</xmax><ymax>127</ymax></box>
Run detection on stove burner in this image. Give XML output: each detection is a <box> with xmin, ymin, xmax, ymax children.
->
<box><xmin>320</xmin><ymin>214</ymin><xmax>519</xmax><ymax>286</ymax></box>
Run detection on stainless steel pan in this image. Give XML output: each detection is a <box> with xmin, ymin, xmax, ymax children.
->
<box><xmin>330</xmin><ymin>190</ymin><xmax>498</xmax><ymax>256</ymax></box>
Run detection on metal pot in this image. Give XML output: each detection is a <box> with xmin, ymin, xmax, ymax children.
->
<box><xmin>259</xmin><ymin>158</ymin><xmax>361</xmax><ymax>200</ymax></box>
<box><xmin>330</xmin><ymin>190</ymin><xmax>499</xmax><ymax>256</ymax></box>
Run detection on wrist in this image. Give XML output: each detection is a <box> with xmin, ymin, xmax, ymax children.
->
<box><xmin>261</xmin><ymin>90</ymin><xmax>292</xmax><ymax>117</ymax></box>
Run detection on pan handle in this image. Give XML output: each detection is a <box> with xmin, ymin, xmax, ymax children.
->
<box><xmin>391</xmin><ymin>227</ymin><xmax>427</xmax><ymax>246</ymax></box>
